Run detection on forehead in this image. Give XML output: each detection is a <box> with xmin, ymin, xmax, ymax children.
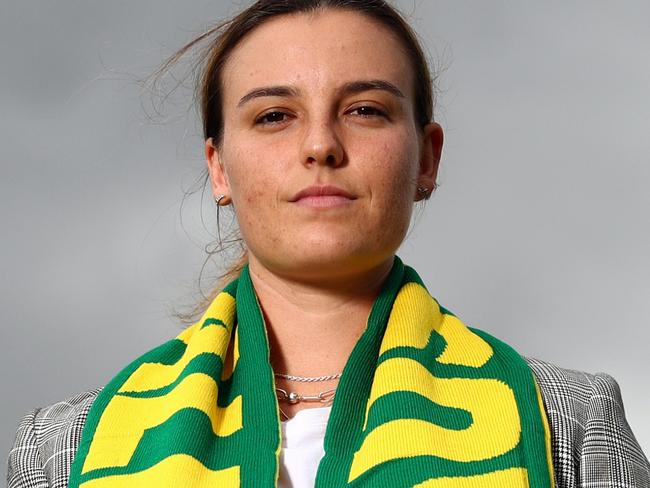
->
<box><xmin>221</xmin><ymin>9</ymin><xmax>413</xmax><ymax>101</ymax></box>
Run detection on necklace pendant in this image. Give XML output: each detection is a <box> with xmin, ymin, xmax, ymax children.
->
<box><xmin>287</xmin><ymin>391</ymin><xmax>300</xmax><ymax>404</ymax></box>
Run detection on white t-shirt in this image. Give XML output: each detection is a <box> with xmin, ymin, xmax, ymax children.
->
<box><xmin>277</xmin><ymin>406</ymin><xmax>333</xmax><ymax>488</ymax></box>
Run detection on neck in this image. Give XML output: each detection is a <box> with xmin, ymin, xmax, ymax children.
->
<box><xmin>247</xmin><ymin>254</ymin><xmax>395</xmax><ymax>378</ymax></box>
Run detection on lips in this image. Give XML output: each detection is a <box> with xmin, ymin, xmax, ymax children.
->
<box><xmin>290</xmin><ymin>185</ymin><xmax>356</xmax><ymax>202</ymax></box>
<box><xmin>289</xmin><ymin>185</ymin><xmax>357</xmax><ymax>210</ymax></box>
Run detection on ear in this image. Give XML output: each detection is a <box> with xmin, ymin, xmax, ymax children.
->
<box><xmin>205</xmin><ymin>137</ymin><xmax>232</xmax><ymax>205</ymax></box>
<box><xmin>415</xmin><ymin>122</ymin><xmax>444</xmax><ymax>201</ymax></box>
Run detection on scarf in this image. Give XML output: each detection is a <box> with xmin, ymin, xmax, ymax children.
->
<box><xmin>69</xmin><ymin>256</ymin><xmax>554</xmax><ymax>487</ymax></box>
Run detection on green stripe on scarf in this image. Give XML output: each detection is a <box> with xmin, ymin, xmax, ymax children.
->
<box><xmin>69</xmin><ymin>256</ymin><xmax>554</xmax><ymax>487</ymax></box>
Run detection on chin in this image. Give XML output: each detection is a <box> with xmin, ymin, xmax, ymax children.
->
<box><xmin>276</xmin><ymin>246</ymin><xmax>389</xmax><ymax>277</ymax></box>
<box><xmin>249</xmin><ymin>227</ymin><xmax>400</xmax><ymax>276</ymax></box>
<box><xmin>292</xmin><ymin>249</ymin><xmax>358</xmax><ymax>268</ymax></box>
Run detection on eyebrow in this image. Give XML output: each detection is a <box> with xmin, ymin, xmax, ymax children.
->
<box><xmin>236</xmin><ymin>79</ymin><xmax>405</xmax><ymax>108</ymax></box>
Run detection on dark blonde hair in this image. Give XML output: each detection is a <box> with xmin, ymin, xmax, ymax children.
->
<box><xmin>151</xmin><ymin>0</ymin><xmax>439</xmax><ymax>322</ymax></box>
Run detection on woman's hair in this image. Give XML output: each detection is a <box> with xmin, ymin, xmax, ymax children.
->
<box><xmin>150</xmin><ymin>0</ymin><xmax>439</xmax><ymax>323</ymax></box>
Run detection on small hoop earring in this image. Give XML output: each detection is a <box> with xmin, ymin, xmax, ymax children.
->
<box><xmin>416</xmin><ymin>186</ymin><xmax>430</xmax><ymax>200</ymax></box>
<box><xmin>213</xmin><ymin>195</ymin><xmax>225</xmax><ymax>251</ymax></box>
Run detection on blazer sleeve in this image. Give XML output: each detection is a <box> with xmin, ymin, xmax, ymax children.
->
<box><xmin>6</xmin><ymin>408</ymin><xmax>49</xmax><ymax>488</ymax></box>
<box><xmin>6</xmin><ymin>389</ymin><xmax>100</xmax><ymax>488</ymax></box>
<box><xmin>580</xmin><ymin>372</ymin><xmax>650</xmax><ymax>486</ymax></box>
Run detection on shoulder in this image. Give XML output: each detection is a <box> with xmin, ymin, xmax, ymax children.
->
<box><xmin>7</xmin><ymin>388</ymin><xmax>101</xmax><ymax>488</ymax></box>
<box><xmin>524</xmin><ymin>357</ymin><xmax>650</xmax><ymax>487</ymax></box>
<box><xmin>525</xmin><ymin>356</ymin><xmax>624</xmax><ymax>408</ymax></box>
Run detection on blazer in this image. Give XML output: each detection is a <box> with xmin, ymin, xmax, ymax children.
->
<box><xmin>7</xmin><ymin>357</ymin><xmax>650</xmax><ymax>488</ymax></box>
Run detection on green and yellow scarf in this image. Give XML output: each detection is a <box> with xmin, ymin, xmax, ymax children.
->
<box><xmin>69</xmin><ymin>256</ymin><xmax>554</xmax><ymax>487</ymax></box>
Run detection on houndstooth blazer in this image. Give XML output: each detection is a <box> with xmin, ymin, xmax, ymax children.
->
<box><xmin>7</xmin><ymin>357</ymin><xmax>650</xmax><ymax>487</ymax></box>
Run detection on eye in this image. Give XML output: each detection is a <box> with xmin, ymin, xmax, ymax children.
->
<box><xmin>349</xmin><ymin>105</ymin><xmax>387</xmax><ymax>118</ymax></box>
<box><xmin>255</xmin><ymin>110</ymin><xmax>291</xmax><ymax>126</ymax></box>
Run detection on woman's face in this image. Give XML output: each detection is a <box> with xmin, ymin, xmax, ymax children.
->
<box><xmin>207</xmin><ymin>9</ymin><xmax>443</xmax><ymax>280</ymax></box>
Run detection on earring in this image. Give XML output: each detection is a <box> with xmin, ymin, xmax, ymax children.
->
<box><xmin>416</xmin><ymin>186</ymin><xmax>430</xmax><ymax>200</ymax></box>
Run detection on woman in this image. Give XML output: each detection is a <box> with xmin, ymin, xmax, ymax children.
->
<box><xmin>7</xmin><ymin>1</ymin><xmax>649</xmax><ymax>487</ymax></box>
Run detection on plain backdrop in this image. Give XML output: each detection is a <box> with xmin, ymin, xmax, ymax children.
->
<box><xmin>2</xmin><ymin>0</ymin><xmax>649</xmax><ymax>472</ymax></box>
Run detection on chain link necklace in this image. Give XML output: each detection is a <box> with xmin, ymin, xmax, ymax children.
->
<box><xmin>274</xmin><ymin>371</ymin><xmax>342</xmax><ymax>420</ymax></box>
<box><xmin>274</xmin><ymin>372</ymin><xmax>342</xmax><ymax>382</ymax></box>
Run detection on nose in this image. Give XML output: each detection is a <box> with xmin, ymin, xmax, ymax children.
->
<box><xmin>300</xmin><ymin>117</ymin><xmax>345</xmax><ymax>168</ymax></box>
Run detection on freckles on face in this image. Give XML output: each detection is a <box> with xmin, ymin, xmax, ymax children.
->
<box><xmin>217</xmin><ymin>9</ymin><xmax>422</xmax><ymax>272</ymax></box>
<box><xmin>224</xmin><ymin>149</ymin><xmax>284</xmax><ymax>246</ymax></box>
<box><xmin>359</xmin><ymin>129</ymin><xmax>418</xmax><ymax>206</ymax></box>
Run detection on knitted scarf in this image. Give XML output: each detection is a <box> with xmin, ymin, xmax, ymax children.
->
<box><xmin>69</xmin><ymin>256</ymin><xmax>554</xmax><ymax>487</ymax></box>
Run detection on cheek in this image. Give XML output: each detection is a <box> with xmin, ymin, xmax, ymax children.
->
<box><xmin>225</xmin><ymin>143</ymin><xmax>278</xmax><ymax>205</ymax></box>
<box><xmin>365</xmin><ymin>135</ymin><xmax>418</xmax><ymax>200</ymax></box>
<box><xmin>221</xmin><ymin>143</ymin><xmax>289</xmax><ymax>244</ymax></box>
<box><xmin>362</xmin><ymin>136</ymin><xmax>418</xmax><ymax>237</ymax></box>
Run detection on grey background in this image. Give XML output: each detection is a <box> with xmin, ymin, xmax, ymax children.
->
<box><xmin>2</xmin><ymin>0</ymin><xmax>648</xmax><ymax>471</ymax></box>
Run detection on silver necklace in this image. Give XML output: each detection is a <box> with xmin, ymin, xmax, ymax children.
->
<box><xmin>275</xmin><ymin>387</ymin><xmax>336</xmax><ymax>405</ymax></box>
<box><xmin>276</xmin><ymin>387</ymin><xmax>336</xmax><ymax>421</ymax></box>
<box><xmin>274</xmin><ymin>371</ymin><xmax>341</xmax><ymax>419</ymax></box>
<box><xmin>274</xmin><ymin>372</ymin><xmax>342</xmax><ymax>382</ymax></box>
